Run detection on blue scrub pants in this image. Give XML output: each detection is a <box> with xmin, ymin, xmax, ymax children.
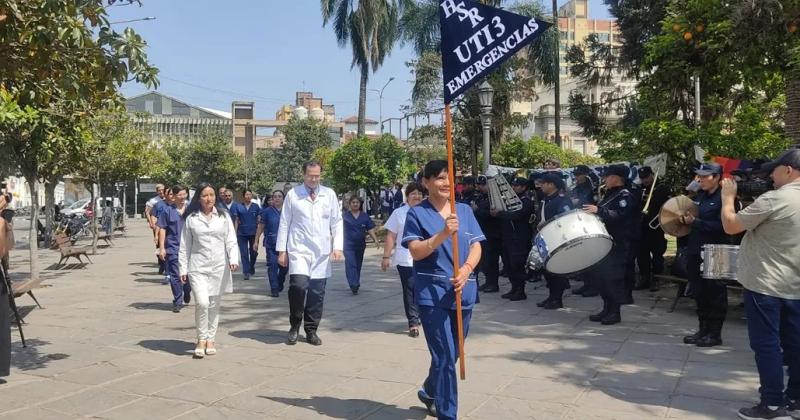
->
<box><xmin>237</xmin><ymin>235</ymin><xmax>257</xmax><ymax>277</ymax></box>
<box><xmin>165</xmin><ymin>254</ymin><xmax>191</xmax><ymax>307</ymax></box>
<box><xmin>344</xmin><ymin>246</ymin><xmax>366</xmax><ymax>290</ymax></box>
<box><xmin>743</xmin><ymin>290</ymin><xmax>800</xmax><ymax>406</ymax></box>
<box><xmin>419</xmin><ymin>305</ymin><xmax>472</xmax><ymax>420</ymax></box>
<box><xmin>265</xmin><ymin>247</ymin><xmax>287</xmax><ymax>293</ymax></box>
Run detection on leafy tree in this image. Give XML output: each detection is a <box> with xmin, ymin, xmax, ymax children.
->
<box><xmin>245</xmin><ymin>149</ymin><xmax>278</xmax><ymax>195</ymax></box>
<box><xmin>0</xmin><ymin>0</ymin><xmax>158</xmax><ymax>280</ymax></box>
<box><xmin>276</xmin><ymin>117</ymin><xmax>334</xmax><ymax>181</ymax></box>
<box><xmin>328</xmin><ymin>135</ymin><xmax>414</xmax><ymax>200</ymax></box>
<box><xmin>184</xmin><ymin>132</ymin><xmax>243</xmax><ymax>188</ymax></box>
<box><xmin>321</xmin><ymin>0</ymin><xmax>399</xmax><ymax>136</ymax></box>
<box><xmin>493</xmin><ymin>136</ymin><xmax>603</xmax><ymax>170</ymax></box>
<box><xmin>406</xmin><ymin>124</ymin><xmax>446</xmax><ymax>167</ymax></box>
<box><xmin>150</xmin><ymin>138</ymin><xmax>188</xmax><ymax>187</ymax></box>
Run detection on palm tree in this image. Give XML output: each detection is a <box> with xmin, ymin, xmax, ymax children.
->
<box><xmin>321</xmin><ymin>0</ymin><xmax>400</xmax><ymax>136</ymax></box>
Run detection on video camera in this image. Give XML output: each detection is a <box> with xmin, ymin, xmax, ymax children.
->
<box><xmin>731</xmin><ymin>166</ymin><xmax>773</xmax><ymax>200</ymax></box>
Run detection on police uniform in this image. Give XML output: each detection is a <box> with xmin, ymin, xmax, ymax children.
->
<box><xmin>569</xmin><ymin>167</ymin><xmax>600</xmax><ymax>297</ymax></box>
<box><xmin>635</xmin><ymin>167</ymin><xmax>671</xmax><ymax>291</ymax></box>
<box><xmin>623</xmin><ymin>183</ymin><xmax>644</xmax><ymax>303</ymax></box>
<box><xmin>536</xmin><ymin>173</ymin><xmax>574</xmax><ymax>309</ymax></box>
<box><xmin>473</xmin><ymin>176</ymin><xmax>502</xmax><ymax>293</ymax></box>
<box><xmin>457</xmin><ymin>176</ymin><xmax>477</xmax><ymax>204</ymax></box>
<box><xmin>683</xmin><ymin>163</ymin><xmax>730</xmax><ymax>347</ymax></box>
<box><xmin>497</xmin><ymin>178</ymin><xmax>534</xmax><ymax>301</ymax></box>
<box><xmin>591</xmin><ymin>165</ymin><xmax>637</xmax><ymax>324</ymax></box>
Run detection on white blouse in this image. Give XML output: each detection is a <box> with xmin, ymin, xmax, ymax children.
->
<box><xmin>178</xmin><ymin>208</ymin><xmax>240</xmax><ymax>295</ymax></box>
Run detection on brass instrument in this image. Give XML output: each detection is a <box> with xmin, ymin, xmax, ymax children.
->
<box><xmin>641</xmin><ymin>169</ymin><xmax>659</xmax><ymax>215</ymax></box>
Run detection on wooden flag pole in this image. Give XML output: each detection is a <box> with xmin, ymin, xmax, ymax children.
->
<box><xmin>444</xmin><ymin>104</ymin><xmax>466</xmax><ymax>380</ymax></box>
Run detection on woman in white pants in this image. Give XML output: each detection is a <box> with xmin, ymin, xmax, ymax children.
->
<box><xmin>179</xmin><ymin>183</ymin><xmax>240</xmax><ymax>358</ymax></box>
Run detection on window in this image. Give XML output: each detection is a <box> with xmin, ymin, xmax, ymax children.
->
<box><xmin>560</xmin><ymin>31</ymin><xmax>568</xmax><ymax>40</ymax></box>
<box><xmin>572</xmin><ymin>139</ymin><xmax>586</xmax><ymax>154</ymax></box>
<box><xmin>595</xmin><ymin>32</ymin><xmax>610</xmax><ymax>42</ymax></box>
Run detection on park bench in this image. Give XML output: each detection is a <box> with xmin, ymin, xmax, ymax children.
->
<box><xmin>54</xmin><ymin>233</ymin><xmax>92</xmax><ymax>267</ymax></box>
<box><xmin>11</xmin><ymin>277</ymin><xmax>45</xmax><ymax>313</ymax></box>
<box><xmin>96</xmin><ymin>232</ymin><xmax>114</xmax><ymax>246</ymax></box>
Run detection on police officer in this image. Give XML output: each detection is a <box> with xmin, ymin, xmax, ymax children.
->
<box><xmin>536</xmin><ymin>172</ymin><xmax>574</xmax><ymax>309</ymax></box>
<box><xmin>623</xmin><ymin>174</ymin><xmax>644</xmax><ymax>304</ymax></box>
<box><xmin>582</xmin><ymin>165</ymin><xmax>637</xmax><ymax>325</ymax></box>
<box><xmin>681</xmin><ymin>163</ymin><xmax>729</xmax><ymax>347</ymax></box>
<box><xmin>494</xmin><ymin>177</ymin><xmax>534</xmax><ymax>301</ymax></box>
<box><xmin>635</xmin><ymin>166</ymin><xmax>670</xmax><ymax>291</ymax></box>
<box><xmin>570</xmin><ymin>165</ymin><xmax>600</xmax><ymax>298</ymax></box>
<box><xmin>458</xmin><ymin>176</ymin><xmax>477</xmax><ymax>204</ymax></box>
<box><xmin>472</xmin><ymin>176</ymin><xmax>501</xmax><ymax>293</ymax></box>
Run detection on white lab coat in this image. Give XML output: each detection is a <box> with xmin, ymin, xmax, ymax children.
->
<box><xmin>276</xmin><ymin>184</ymin><xmax>343</xmax><ymax>278</ymax></box>
<box><xmin>178</xmin><ymin>208</ymin><xmax>240</xmax><ymax>296</ymax></box>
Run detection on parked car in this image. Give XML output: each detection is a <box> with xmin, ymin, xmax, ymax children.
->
<box><xmin>61</xmin><ymin>197</ymin><xmax>122</xmax><ymax>219</ymax></box>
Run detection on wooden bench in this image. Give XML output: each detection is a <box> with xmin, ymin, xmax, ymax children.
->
<box><xmin>655</xmin><ymin>273</ymin><xmax>743</xmax><ymax>313</ymax></box>
<box><xmin>54</xmin><ymin>234</ymin><xmax>92</xmax><ymax>267</ymax></box>
<box><xmin>97</xmin><ymin>232</ymin><xmax>114</xmax><ymax>246</ymax></box>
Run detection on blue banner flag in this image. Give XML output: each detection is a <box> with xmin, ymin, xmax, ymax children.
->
<box><xmin>439</xmin><ymin>0</ymin><xmax>551</xmax><ymax>104</ymax></box>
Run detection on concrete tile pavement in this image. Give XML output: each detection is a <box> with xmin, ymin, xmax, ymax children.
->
<box><xmin>1</xmin><ymin>218</ymin><xmax>763</xmax><ymax>419</ymax></box>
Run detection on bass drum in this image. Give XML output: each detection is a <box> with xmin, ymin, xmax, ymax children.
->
<box><xmin>534</xmin><ymin>209</ymin><xmax>613</xmax><ymax>275</ymax></box>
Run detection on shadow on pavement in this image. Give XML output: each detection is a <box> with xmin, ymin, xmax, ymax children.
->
<box><xmin>229</xmin><ymin>329</ymin><xmax>292</xmax><ymax>346</ymax></box>
<box><xmin>137</xmin><ymin>339</ymin><xmax>194</xmax><ymax>356</ymax></box>
<box><xmin>128</xmin><ymin>302</ymin><xmax>175</xmax><ymax>311</ymax></box>
<box><xmin>260</xmin><ymin>395</ymin><xmax>427</xmax><ymax>419</ymax></box>
<box><xmin>10</xmin><ymin>339</ymin><xmax>70</xmax><ymax>371</ymax></box>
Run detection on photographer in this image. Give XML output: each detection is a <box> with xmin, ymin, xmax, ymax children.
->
<box><xmin>719</xmin><ymin>148</ymin><xmax>800</xmax><ymax>420</ymax></box>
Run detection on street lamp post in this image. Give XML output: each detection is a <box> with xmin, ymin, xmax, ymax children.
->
<box><xmin>478</xmin><ymin>80</ymin><xmax>495</xmax><ymax>173</ymax></box>
<box><xmin>369</xmin><ymin>77</ymin><xmax>395</xmax><ymax>134</ymax></box>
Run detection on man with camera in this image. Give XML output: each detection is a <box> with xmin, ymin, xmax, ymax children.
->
<box><xmin>719</xmin><ymin>148</ymin><xmax>800</xmax><ymax>420</ymax></box>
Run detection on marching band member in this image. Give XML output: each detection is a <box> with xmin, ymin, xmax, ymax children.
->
<box><xmin>583</xmin><ymin>165</ymin><xmax>637</xmax><ymax>325</ymax></box>
<box><xmin>536</xmin><ymin>172</ymin><xmax>574</xmax><ymax>309</ymax></box>
<box><xmin>570</xmin><ymin>165</ymin><xmax>600</xmax><ymax>298</ymax></box>
<box><xmin>635</xmin><ymin>166</ymin><xmax>671</xmax><ymax>292</ymax></box>
<box><xmin>494</xmin><ymin>177</ymin><xmax>534</xmax><ymax>301</ymax></box>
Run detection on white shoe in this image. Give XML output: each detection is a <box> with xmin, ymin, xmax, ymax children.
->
<box><xmin>205</xmin><ymin>341</ymin><xmax>217</xmax><ymax>356</ymax></box>
<box><xmin>194</xmin><ymin>340</ymin><xmax>206</xmax><ymax>358</ymax></box>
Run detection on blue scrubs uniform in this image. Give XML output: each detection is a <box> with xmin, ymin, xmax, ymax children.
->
<box><xmin>402</xmin><ymin>200</ymin><xmax>485</xmax><ymax>420</ymax></box>
<box><xmin>157</xmin><ymin>205</ymin><xmax>191</xmax><ymax>307</ymax></box>
<box><xmin>151</xmin><ymin>198</ymin><xmax>166</xmax><ymax>275</ymax></box>
<box><xmin>343</xmin><ymin>211</ymin><xmax>375</xmax><ymax>290</ymax></box>
<box><xmin>259</xmin><ymin>206</ymin><xmax>287</xmax><ymax>293</ymax></box>
<box><xmin>233</xmin><ymin>202</ymin><xmax>260</xmax><ymax>278</ymax></box>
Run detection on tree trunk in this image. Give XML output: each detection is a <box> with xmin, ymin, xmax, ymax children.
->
<box><xmin>44</xmin><ymin>181</ymin><xmax>56</xmax><ymax>247</ymax></box>
<box><xmin>90</xmin><ymin>181</ymin><xmax>98</xmax><ymax>254</ymax></box>
<box><xmin>25</xmin><ymin>175</ymin><xmax>40</xmax><ymax>282</ymax></box>
<box><xmin>357</xmin><ymin>63</ymin><xmax>369</xmax><ymax>137</ymax></box>
<box><xmin>786</xmin><ymin>76</ymin><xmax>800</xmax><ymax>147</ymax></box>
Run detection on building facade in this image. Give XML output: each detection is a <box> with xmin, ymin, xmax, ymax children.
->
<box><xmin>126</xmin><ymin>92</ymin><xmax>232</xmax><ymax>141</ymax></box>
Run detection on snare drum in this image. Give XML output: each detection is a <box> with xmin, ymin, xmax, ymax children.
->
<box><xmin>534</xmin><ymin>209</ymin><xmax>613</xmax><ymax>275</ymax></box>
<box><xmin>701</xmin><ymin>244</ymin><xmax>739</xmax><ymax>280</ymax></box>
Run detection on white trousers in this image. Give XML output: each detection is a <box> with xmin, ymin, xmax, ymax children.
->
<box><xmin>193</xmin><ymin>288</ymin><xmax>221</xmax><ymax>341</ymax></box>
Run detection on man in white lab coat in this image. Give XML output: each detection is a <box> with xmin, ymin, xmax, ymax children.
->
<box><xmin>277</xmin><ymin>161</ymin><xmax>344</xmax><ymax>346</ymax></box>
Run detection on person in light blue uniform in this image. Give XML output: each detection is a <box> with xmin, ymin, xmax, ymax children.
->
<box><xmin>402</xmin><ymin>160</ymin><xmax>485</xmax><ymax>420</ymax></box>
<box><xmin>233</xmin><ymin>189</ymin><xmax>260</xmax><ymax>280</ymax></box>
<box><xmin>343</xmin><ymin>196</ymin><xmax>379</xmax><ymax>295</ymax></box>
<box><xmin>157</xmin><ymin>185</ymin><xmax>191</xmax><ymax>313</ymax></box>
<box><xmin>254</xmin><ymin>190</ymin><xmax>288</xmax><ymax>297</ymax></box>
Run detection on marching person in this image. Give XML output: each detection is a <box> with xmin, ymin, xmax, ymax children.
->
<box><xmin>179</xmin><ymin>183</ymin><xmax>240</xmax><ymax>358</ymax></box>
<box><xmin>457</xmin><ymin>176</ymin><xmax>476</xmax><ymax>204</ymax></box>
<box><xmin>380</xmin><ymin>186</ymin><xmax>394</xmax><ymax>221</ymax></box>
<box><xmin>494</xmin><ymin>177</ymin><xmax>534</xmax><ymax>301</ymax></box>
<box><xmin>472</xmin><ymin>175</ymin><xmax>501</xmax><ymax>293</ymax></box>
<box><xmin>233</xmin><ymin>189</ymin><xmax>260</xmax><ymax>280</ymax></box>
<box><xmin>570</xmin><ymin>166</ymin><xmax>600</xmax><ymax>298</ymax></box>
<box><xmin>101</xmin><ymin>200</ymin><xmax>114</xmax><ymax>236</ymax></box>
<box><xmin>402</xmin><ymin>160</ymin><xmax>485</xmax><ymax>420</ymax></box>
<box><xmin>158</xmin><ymin>185</ymin><xmax>191</xmax><ymax>313</ymax></box>
<box><xmin>277</xmin><ymin>161</ymin><xmax>343</xmax><ymax>346</ymax></box>
<box><xmin>343</xmin><ymin>196</ymin><xmax>379</xmax><ymax>295</ymax></box>
<box><xmin>718</xmin><ymin>149</ymin><xmax>800</xmax><ymax>420</ymax></box>
<box><xmin>635</xmin><ymin>166</ymin><xmax>670</xmax><ymax>291</ymax></box>
<box><xmin>0</xmin><ymin>193</ymin><xmax>11</xmax><ymax>382</ymax></box>
<box><xmin>536</xmin><ymin>173</ymin><xmax>574</xmax><ymax>309</ymax></box>
<box><xmin>220</xmin><ymin>188</ymin><xmax>235</xmax><ymax>212</ymax></box>
<box><xmin>681</xmin><ymin>163</ymin><xmax>730</xmax><ymax>347</ymax></box>
<box><xmin>583</xmin><ymin>165</ymin><xmax>637</xmax><ymax>325</ymax></box>
<box><xmin>145</xmin><ymin>184</ymin><xmax>166</xmax><ymax>276</ymax></box>
<box><xmin>254</xmin><ymin>190</ymin><xmax>288</xmax><ymax>297</ymax></box>
<box><xmin>382</xmin><ymin>182</ymin><xmax>425</xmax><ymax>337</ymax></box>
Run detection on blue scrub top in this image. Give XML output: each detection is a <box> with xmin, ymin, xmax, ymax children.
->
<box><xmin>233</xmin><ymin>201</ymin><xmax>260</xmax><ymax>236</ymax></box>
<box><xmin>259</xmin><ymin>206</ymin><xmax>281</xmax><ymax>250</ymax></box>
<box><xmin>343</xmin><ymin>211</ymin><xmax>375</xmax><ymax>250</ymax></box>
<box><xmin>402</xmin><ymin>200</ymin><xmax>486</xmax><ymax>310</ymax></box>
<box><xmin>156</xmin><ymin>205</ymin><xmax>184</xmax><ymax>255</ymax></box>
<box><xmin>152</xmin><ymin>199</ymin><xmax>167</xmax><ymax>219</ymax></box>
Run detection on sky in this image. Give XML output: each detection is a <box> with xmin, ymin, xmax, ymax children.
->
<box><xmin>112</xmin><ymin>0</ymin><xmax>611</xmax><ymax>129</ymax></box>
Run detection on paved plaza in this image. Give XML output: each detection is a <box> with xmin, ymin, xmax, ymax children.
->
<box><xmin>1</xmin><ymin>219</ymin><xmax>762</xmax><ymax>419</ymax></box>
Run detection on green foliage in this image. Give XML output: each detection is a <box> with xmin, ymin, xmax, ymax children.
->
<box><xmin>276</xmin><ymin>118</ymin><xmax>333</xmax><ymax>181</ymax></box>
<box><xmin>493</xmin><ymin>136</ymin><xmax>603</xmax><ymax>170</ymax></box>
<box><xmin>328</xmin><ymin>134</ymin><xmax>414</xmax><ymax>195</ymax></box>
<box><xmin>151</xmin><ymin>138</ymin><xmax>188</xmax><ymax>187</ymax></box>
<box><xmin>406</xmin><ymin>124</ymin><xmax>446</xmax><ymax>167</ymax></box>
<box><xmin>184</xmin><ymin>132</ymin><xmax>243</xmax><ymax>188</ymax></box>
<box><xmin>245</xmin><ymin>149</ymin><xmax>278</xmax><ymax>195</ymax></box>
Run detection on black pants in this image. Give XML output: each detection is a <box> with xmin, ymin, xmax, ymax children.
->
<box><xmin>624</xmin><ymin>240</ymin><xmax>638</xmax><ymax>295</ymax></box>
<box><xmin>637</xmin><ymin>230</ymin><xmax>667</xmax><ymax>281</ymax></box>
<box><xmin>1</xmin><ymin>271</ymin><xmax>11</xmax><ymax>378</ymax></box>
<box><xmin>545</xmin><ymin>273</ymin><xmax>569</xmax><ymax>301</ymax></box>
<box><xmin>480</xmin><ymin>237</ymin><xmax>502</xmax><ymax>288</ymax></box>
<box><xmin>397</xmin><ymin>266</ymin><xmax>420</xmax><ymax>328</ymax></box>
<box><xmin>596</xmin><ymin>243</ymin><xmax>629</xmax><ymax>307</ymax></box>
<box><xmin>687</xmin><ymin>254</ymin><xmax>728</xmax><ymax>327</ymax></box>
<box><xmin>288</xmin><ymin>275</ymin><xmax>327</xmax><ymax>334</ymax></box>
<box><xmin>503</xmin><ymin>249</ymin><xmax>529</xmax><ymax>293</ymax></box>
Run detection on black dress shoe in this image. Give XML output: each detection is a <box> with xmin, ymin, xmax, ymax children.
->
<box><xmin>351</xmin><ymin>287</ymin><xmax>359</xmax><ymax>295</ymax></box>
<box><xmin>543</xmin><ymin>300</ymin><xmax>563</xmax><ymax>310</ymax></box>
<box><xmin>589</xmin><ymin>310</ymin><xmax>608</xmax><ymax>322</ymax></box>
<box><xmin>683</xmin><ymin>330</ymin><xmax>705</xmax><ymax>345</ymax></box>
<box><xmin>270</xmin><ymin>290</ymin><xmax>279</xmax><ymax>298</ymax></box>
<box><xmin>408</xmin><ymin>328</ymin><xmax>420</xmax><ymax>338</ymax></box>
<box><xmin>695</xmin><ymin>334</ymin><xmax>722</xmax><ymax>347</ymax></box>
<box><xmin>287</xmin><ymin>328</ymin><xmax>298</xmax><ymax>345</ymax></box>
<box><xmin>508</xmin><ymin>292</ymin><xmax>527</xmax><ymax>301</ymax></box>
<box><xmin>601</xmin><ymin>312</ymin><xmax>621</xmax><ymax>325</ymax></box>
<box><xmin>172</xmin><ymin>304</ymin><xmax>181</xmax><ymax>313</ymax></box>
<box><xmin>501</xmin><ymin>290</ymin><xmax>516</xmax><ymax>299</ymax></box>
<box><xmin>581</xmin><ymin>288</ymin><xmax>599</xmax><ymax>297</ymax></box>
<box><xmin>417</xmin><ymin>389</ymin><xmax>437</xmax><ymax>417</ymax></box>
<box><xmin>482</xmin><ymin>285</ymin><xmax>499</xmax><ymax>293</ymax></box>
<box><xmin>183</xmin><ymin>294</ymin><xmax>191</xmax><ymax>304</ymax></box>
<box><xmin>536</xmin><ymin>298</ymin><xmax>551</xmax><ymax>307</ymax></box>
<box><xmin>306</xmin><ymin>332</ymin><xmax>322</xmax><ymax>346</ymax></box>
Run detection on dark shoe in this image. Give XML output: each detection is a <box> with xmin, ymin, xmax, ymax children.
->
<box><xmin>501</xmin><ymin>290</ymin><xmax>516</xmax><ymax>299</ymax></box>
<box><xmin>590</xmin><ymin>303</ymin><xmax>609</xmax><ymax>322</ymax></box>
<box><xmin>172</xmin><ymin>304</ymin><xmax>181</xmax><ymax>313</ymax></box>
<box><xmin>786</xmin><ymin>400</ymin><xmax>798</xmax><ymax>419</ymax></box>
<box><xmin>482</xmin><ymin>285</ymin><xmax>499</xmax><ymax>293</ymax></box>
<box><xmin>543</xmin><ymin>300</ymin><xmax>563</xmax><ymax>310</ymax></box>
<box><xmin>183</xmin><ymin>294</ymin><xmax>191</xmax><ymax>305</ymax></box>
<box><xmin>508</xmin><ymin>291</ymin><xmax>527</xmax><ymax>301</ymax></box>
<box><xmin>572</xmin><ymin>284</ymin><xmax>587</xmax><ymax>294</ymax></box>
<box><xmin>286</xmin><ymin>328</ymin><xmax>298</xmax><ymax>345</ymax></box>
<box><xmin>270</xmin><ymin>290</ymin><xmax>279</xmax><ymax>298</ymax></box>
<box><xmin>737</xmin><ymin>403</ymin><xmax>791</xmax><ymax>420</ymax></box>
<box><xmin>417</xmin><ymin>389</ymin><xmax>437</xmax><ymax>417</ymax></box>
<box><xmin>409</xmin><ymin>328</ymin><xmax>420</xmax><ymax>338</ymax></box>
<box><xmin>351</xmin><ymin>287</ymin><xmax>359</xmax><ymax>295</ymax></box>
<box><xmin>581</xmin><ymin>288</ymin><xmax>599</xmax><ymax>298</ymax></box>
<box><xmin>243</xmin><ymin>274</ymin><xmax>250</xmax><ymax>281</ymax></box>
<box><xmin>536</xmin><ymin>298</ymin><xmax>551</xmax><ymax>308</ymax></box>
<box><xmin>695</xmin><ymin>334</ymin><xmax>722</xmax><ymax>347</ymax></box>
<box><xmin>600</xmin><ymin>312</ymin><xmax>622</xmax><ymax>325</ymax></box>
<box><xmin>306</xmin><ymin>332</ymin><xmax>322</xmax><ymax>346</ymax></box>
<box><xmin>683</xmin><ymin>320</ymin><xmax>708</xmax><ymax>345</ymax></box>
